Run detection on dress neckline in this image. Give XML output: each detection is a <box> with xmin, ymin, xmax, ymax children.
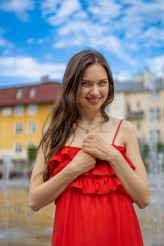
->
<box><xmin>63</xmin><ymin>144</ymin><xmax>126</xmax><ymax>150</ymax></box>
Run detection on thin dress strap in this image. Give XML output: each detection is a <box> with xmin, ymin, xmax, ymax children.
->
<box><xmin>112</xmin><ymin>119</ymin><xmax>123</xmax><ymax>145</ymax></box>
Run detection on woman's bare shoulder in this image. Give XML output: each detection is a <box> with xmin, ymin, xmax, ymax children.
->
<box><xmin>107</xmin><ymin>117</ymin><xmax>136</xmax><ymax>145</ymax></box>
<box><xmin>108</xmin><ymin>116</ymin><xmax>135</xmax><ymax>128</ymax></box>
<box><xmin>108</xmin><ymin>116</ymin><xmax>131</xmax><ymax>129</ymax></box>
<box><xmin>121</xmin><ymin>119</ymin><xmax>135</xmax><ymax>130</ymax></box>
<box><xmin>121</xmin><ymin>120</ymin><xmax>138</xmax><ymax>146</ymax></box>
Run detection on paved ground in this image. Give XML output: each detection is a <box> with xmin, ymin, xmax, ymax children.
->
<box><xmin>0</xmin><ymin>176</ymin><xmax>164</xmax><ymax>246</ymax></box>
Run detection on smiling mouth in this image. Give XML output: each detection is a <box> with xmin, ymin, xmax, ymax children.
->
<box><xmin>86</xmin><ymin>97</ymin><xmax>101</xmax><ymax>103</ymax></box>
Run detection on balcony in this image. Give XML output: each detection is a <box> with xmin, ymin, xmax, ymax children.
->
<box><xmin>126</xmin><ymin>110</ymin><xmax>144</xmax><ymax>120</ymax></box>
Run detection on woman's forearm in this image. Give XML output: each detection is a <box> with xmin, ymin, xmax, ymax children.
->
<box><xmin>109</xmin><ymin>155</ymin><xmax>150</xmax><ymax>208</ymax></box>
<box><xmin>29</xmin><ymin>165</ymin><xmax>79</xmax><ymax>212</ymax></box>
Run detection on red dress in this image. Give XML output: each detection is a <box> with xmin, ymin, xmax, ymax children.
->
<box><xmin>49</xmin><ymin>120</ymin><xmax>144</xmax><ymax>246</ymax></box>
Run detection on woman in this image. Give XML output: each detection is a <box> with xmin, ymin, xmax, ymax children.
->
<box><xmin>29</xmin><ymin>50</ymin><xmax>150</xmax><ymax>246</ymax></box>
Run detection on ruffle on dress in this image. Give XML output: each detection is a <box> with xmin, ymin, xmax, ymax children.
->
<box><xmin>49</xmin><ymin>145</ymin><xmax>135</xmax><ymax>195</ymax></box>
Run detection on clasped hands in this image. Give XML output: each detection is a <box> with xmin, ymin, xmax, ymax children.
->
<box><xmin>70</xmin><ymin>135</ymin><xmax>121</xmax><ymax>175</ymax></box>
<box><xmin>83</xmin><ymin>135</ymin><xmax>118</xmax><ymax>162</ymax></box>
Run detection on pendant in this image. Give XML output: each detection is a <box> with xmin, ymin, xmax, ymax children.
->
<box><xmin>86</xmin><ymin>129</ymin><xmax>89</xmax><ymax>134</ymax></box>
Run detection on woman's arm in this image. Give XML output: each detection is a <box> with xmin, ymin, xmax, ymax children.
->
<box><xmin>83</xmin><ymin>121</ymin><xmax>150</xmax><ymax>209</ymax></box>
<box><xmin>28</xmin><ymin>147</ymin><xmax>96</xmax><ymax>212</ymax></box>
<box><xmin>117</xmin><ymin>120</ymin><xmax>150</xmax><ymax>208</ymax></box>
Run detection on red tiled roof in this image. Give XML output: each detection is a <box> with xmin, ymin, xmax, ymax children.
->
<box><xmin>0</xmin><ymin>81</ymin><xmax>61</xmax><ymax>106</ymax></box>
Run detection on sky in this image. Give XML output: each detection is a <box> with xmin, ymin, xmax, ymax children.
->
<box><xmin>0</xmin><ymin>0</ymin><xmax>164</xmax><ymax>88</ymax></box>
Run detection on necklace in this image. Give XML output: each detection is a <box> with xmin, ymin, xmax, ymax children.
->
<box><xmin>77</xmin><ymin>118</ymin><xmax>102</xmax><ymax>134</ymax></box>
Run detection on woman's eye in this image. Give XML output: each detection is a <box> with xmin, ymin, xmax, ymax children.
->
<box><xmin>99</xmin><ymin>81</ymin><xmax>107</xmax><ymax>85</ymax></box>
<box><xmin>81</xmin><ymin>82</ymin><xmax>91</xmax><ymax>87</ymax></box>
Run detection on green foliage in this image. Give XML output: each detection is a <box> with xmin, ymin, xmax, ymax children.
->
<box><xmin>140</xmin><ymin>143</ymin><xmax>149</xmax><ymax>160</ymax></box>
<box><xmin>27</xmin><ymin>146</ymin><xmax>37</xmax><ymax>161</ymax></box>
<box><xmin>156</xmin><ymin>142</ymin><xmax>164</xmax><ymax>153</ymax></box>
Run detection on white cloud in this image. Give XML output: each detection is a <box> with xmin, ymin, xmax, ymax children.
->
<box><xmin>0</xmin><ymin>32</ymin><xmax>14</xmax><ymax>54</ymax></box>
<box><xmin>146</xmin><ymin>56</ymin><xmax>164</xmax><ymax>76</ymax></box>
<box><xmin>0</xmin><ymin>0</ymin><xmax>35</xmax><ymax>21</ymax></box>
<box><xmin>41</xmin><ymin>0</ymin><xmax>164</xmax><ymax>66</ymax></box>
<box><xmin>26</xmin><ymin>38</ymin><xmax>35</xmax><ymax>44</ymax></box>
<box><xmin>141</xmin><ymin>27</ymin><xmax>164</xmax><ymax>48</ymax></box>
<box><xmin>41</xmin><ymin>0</ymin><xmax>164</xmax><ymax>58</ymax></box>
<box><xmin>55</xmin><ymin>36</ymin><xmax>85</xmax><ymax>48</ymax></box>
<box><xmin>55</xmin><ymin>0</ymin><xmax>81</xmax><ymax>19</ymax></box>
<box><xmin>57</xmin><ymin>20</ymin><xmax>107</xmax><ymax>39</ymax></box>
<box><xmin>41</xmin><ymin>0</ymin><xmax>61</xmax><ymax>17</ymax></box>
<box><xmin>0</xmin><ymin>56</ymin><xmax>66</xmax><ymax>81</ymax></box>
<box><xmin>114</xmin><ymin>71</ymin><xmax>131</xmax><ymax>82</ymax></box>
<box><xmin>41</xmin><ymin>0</ymin><xmax>81</xmax><ymax>25</ymax></box>
<box><xmin>116</xmin><ymin>0</ymin><xmax>164</xmax><ymax>49</ymax></box>
<box><xmin>26</xmin><ymin>37</ymin><xmax>48</xmax><ymax>45</ymax></box>
<box><xmin>88</xmin><ymin>0</ymin><xmax>121</xmax><ymax>22</ymax></box>
<box><xmin>54</xmin><ymin>19</ymin><xmax>136</xmax><ymax>65</ymax></box>
<box><xmin>0</xmin><ymin>37</ymin><xmax>12</xmax><ymax>48</ymax></box>
<box><xmin>93</xmin><ymin>36</ymin><xmax>136</xmax><ymax>66</ymax></box>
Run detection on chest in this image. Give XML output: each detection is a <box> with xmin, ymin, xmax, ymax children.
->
<box><xmin>66</xmin><ymin>125</ymin><xmax>117</xmax><ymax>148</ymax></box>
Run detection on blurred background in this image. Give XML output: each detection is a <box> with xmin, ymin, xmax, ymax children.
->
<box><xmin>0</xmin><ymin>0</ymin><xmax>164</xmax><ymax>245</ymax></box>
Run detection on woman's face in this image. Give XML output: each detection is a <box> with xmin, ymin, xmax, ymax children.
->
<box><xmin>77</xmin><ymin>63</ymin><xmax>109</xmax><ymax>114</ymax></box>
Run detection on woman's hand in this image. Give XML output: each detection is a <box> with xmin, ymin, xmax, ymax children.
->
<box><xmin>69</xmin><ymin>149</ymin><xmax>96</xmax><ymax>175</ymax></box>
<box><xmin>83</xmin><ymin>135</ymin><xmax>121</xmax><ymax>162</ymax></box>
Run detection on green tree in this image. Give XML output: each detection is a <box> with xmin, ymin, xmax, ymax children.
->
<box><xmin>156</xmin><ymin>142</ymin><xmax>164</xmax><ymax>153</ymax></box>
<box><xmin>27</xmin><ymin>146</ymin><xmax>37</xmax><ymax>162</ymax></box>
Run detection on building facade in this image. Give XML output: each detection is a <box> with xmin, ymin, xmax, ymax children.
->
<box><xmin>0</xmin><ymin>81</ymin><xmax>60</xmax><ymax>161</ymax></box>
<box><xmin>109</xmin><ymin>69</ymin><xmax>164</xmax><ymax>144</ymax></box>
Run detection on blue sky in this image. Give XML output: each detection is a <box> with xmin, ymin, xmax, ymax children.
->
<box><xmin>0</xmin><ymin>0</ymin><xmax>163</xmax><ymax>88</ymax></box>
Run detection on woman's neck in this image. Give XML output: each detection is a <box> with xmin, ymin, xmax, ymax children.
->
<box><xmin>78</xmin><ymin>112</ymin><xmax>102</xmax><ymax>127</ymax></box>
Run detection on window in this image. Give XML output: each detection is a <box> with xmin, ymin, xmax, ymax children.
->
<box><xmin>149</xmin><ymin>108</ymin><xmax>154</xmax><ymax>120</ymax></box>
<box><xmin>157</xmin><ymin>130</ymin><xmax>160</xmax><ymax>142</ymax></box>
<box><xmin>136</xmin><ymin>101</ymin><xmax>140</xmax><ymax>107</ymax></box>
<box><xmin>15</xmin><ymin>123</ymin><xmax>23</xmax><ymax>134</ymax></box>
<box><xmin>27</xmin><ymin>104</ymin><xmax>37</xmax><ymax>115</ymax></box>
<box><xmin>28</xmin><ymin>122</ymin><xmax>36</xmax><ymax>134</ymax></box>
<box><xmin>126</xmin><ymin>103</ymin><xmax>131</xmax><ymax>113</ymax></box>
<box><xmin>150</xmin><ymin>129</ymin><xmax>160</xmax><ymax>142</ymax></box>
<box><xmin>15</xmin><ymin>105</ymin><xmax>24</xmax><ymax>115</ymax></box>
<box><xmin>15</xmin><ymin>143</ymin><xmax>22</xmax><ymax>153</ymax></box>
<box><xmin>28</xmin><ymin>88</ymin><xmax>36</xmax><ymax>98</ymax></box>
<box><xmin>136</xmin><ymin>101</ymin><xmax>141</xmax><ymax>111</ymax></box>
<box><xmin>15</xmin><ymin>89</ymin><xmax>23</xmax><ymax>99</ymax></box>
<box><xmin>149</xmin><ymin>108</ymin><xmax>160</xmax><ymax>121</ymax></box>
<box><xmin>157</xmin><ymin>108</ymin><xmax>160</xmax><ymax>120</ymax></box>
<box><xmin>2</xmin><ymin>107</ymin><xmax>12</xmax><ymax>116</ymax></box>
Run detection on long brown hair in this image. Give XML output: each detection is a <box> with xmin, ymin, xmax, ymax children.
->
<box><xmin>38</xmin><ymin>49</ymin><xmax>114</xmax><ymax>181</ymax></box>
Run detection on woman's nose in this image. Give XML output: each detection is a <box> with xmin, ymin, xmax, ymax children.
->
<box><xmin>90</xmin><ymin>85</ymin><xmax>99</xmax><ymax>95</ymax></box>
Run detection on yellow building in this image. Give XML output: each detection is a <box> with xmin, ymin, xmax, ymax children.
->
<box><xmin>0</xmin><ymin>81</ymin><xmax>60</xmax><ymax>161</ymax></box>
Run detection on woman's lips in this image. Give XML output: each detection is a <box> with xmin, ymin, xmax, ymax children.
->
<box><xmin>86</xmin><ymin>97</ymin><xmax>101</xmax><ymax>103</ymax></box>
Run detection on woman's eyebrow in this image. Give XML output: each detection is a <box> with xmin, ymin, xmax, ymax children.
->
<box><xmin>99</xmin><ymin>78</ymin><xmax>108</xmax><ymax>81</ymax></box>
<box><xmin>82</xmin><ymin>78</ymin><xmax>108</xmax><ymax>82</ymax></box>
<box><xmin>81</xmin><ymin>79</ymin><xmax>91</xmax><ymax>82</ymax></box>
